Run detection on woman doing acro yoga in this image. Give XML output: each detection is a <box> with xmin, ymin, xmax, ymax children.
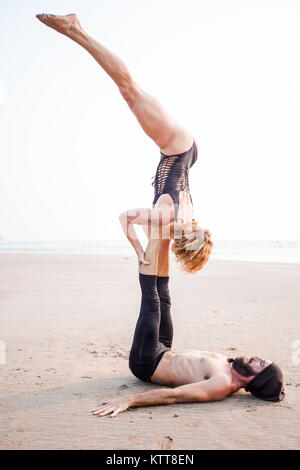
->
<box><xmin>36</xmin><ymin>15</ymin><xmax>284</xmax><ymax>416</ymax></box>
<box><xmin>35</xmin><ymin>13</ymin><xmax>213</xmax><ymax>274</ymax></box>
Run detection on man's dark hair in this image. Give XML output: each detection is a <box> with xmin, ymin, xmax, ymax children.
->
<box><xmin>245</xmin><ymin>362</ymin><xmax>285</xmax><ymax>402</ymax></box>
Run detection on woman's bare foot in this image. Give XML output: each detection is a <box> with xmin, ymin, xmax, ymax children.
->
<box><xmin>35</xmin><ymin>13</ymin><xmax>83</xmax><ymax>37</ymax></box>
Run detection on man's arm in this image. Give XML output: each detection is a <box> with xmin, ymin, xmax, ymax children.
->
<box><xmin>173</xmin><ymin>375</ymin><xmax>232</xmax><ymax>403</ymax></box>
<box><xmin>92</xmin><ymin>376</ymin><xmax>231</xmax><ymax>418</ymax></box>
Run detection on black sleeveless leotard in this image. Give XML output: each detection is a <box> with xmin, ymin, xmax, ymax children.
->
<box><xmin>152</xmin><ymin>140</ymin><xmax>198</xmax><ymax>219</ymax></box>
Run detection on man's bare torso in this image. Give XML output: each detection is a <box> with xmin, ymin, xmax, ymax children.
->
<box><xmin>151</xmin><ymin>350</ymin><xmax>232</xmax><ymax>387</ymax></box>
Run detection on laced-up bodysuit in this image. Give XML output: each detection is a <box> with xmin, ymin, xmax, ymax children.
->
<box><xmin>152</xmin><ymin>140</ymin><xmax>198</xmax><ymax>220</ymax></box>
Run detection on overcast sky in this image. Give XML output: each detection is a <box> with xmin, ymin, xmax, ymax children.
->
<box><xmin>1</xmin><ymin>0</ymin><xmax>300</xmax><ymax>242</ymax></box>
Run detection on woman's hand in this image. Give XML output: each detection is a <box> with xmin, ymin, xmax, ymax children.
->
<box><xmin>92</xmin><ymin>395</ymin><xmax>133</xmax><ymax>418</ymax></box>
<box><xmin>138</xmin><ymin>251</ymin><xmax>150</xmax><ymax>267</ymax></box>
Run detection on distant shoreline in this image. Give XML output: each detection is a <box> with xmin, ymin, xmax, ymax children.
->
<box><xmin>1</xmin><ymin>239</ymin><xmax>300</xmax><ymax>264</ymax></box>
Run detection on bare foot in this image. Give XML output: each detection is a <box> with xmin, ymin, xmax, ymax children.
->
<box><xmin>35</xmin><ymin>13</ymin><xmax>83</xmax><ymax>37</ymax></box>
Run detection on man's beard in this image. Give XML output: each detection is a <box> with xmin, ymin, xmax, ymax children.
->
<box><xmin>230</xmin><ymin>357</ymin><xmax>255</xmax><ymax>377</ymax></box>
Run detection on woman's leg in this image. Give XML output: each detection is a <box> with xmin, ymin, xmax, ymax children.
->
<box><xmin>36</xmin><ymin>13</ymin><xmax>193</xmax><ymax>153</ymax></box>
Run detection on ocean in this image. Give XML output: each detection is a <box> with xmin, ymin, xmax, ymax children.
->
<box><xmin>0</xmin><ymin>240</ymin><xmax>300</xmax><ymax>264</ymax></box>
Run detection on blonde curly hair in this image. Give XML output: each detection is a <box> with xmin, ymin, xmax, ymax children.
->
<box><xmin>171</xmin><ymin>220</ymin><xmax>213</xmax><ymax>274</ymax></box>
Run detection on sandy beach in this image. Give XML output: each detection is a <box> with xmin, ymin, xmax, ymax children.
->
<box><xmin>0</xmin><ymin>254</ymin><xmax>299</xmax><ymax>450</ymax></box>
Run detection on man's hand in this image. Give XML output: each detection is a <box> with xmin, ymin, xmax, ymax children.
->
<box><xmin>92</xmin><ymin>395</ymin><xmax>133</xmax><ymax>418</ymax></box>
<box><xmin>92</xmin><ymin>388</ymin><xmax>176</xmax><ymax>418</ymax></box>
<box><xmin>91</xmin><ymin>377</ymin><xmax>231</xmax><ymax>419</ymax></box>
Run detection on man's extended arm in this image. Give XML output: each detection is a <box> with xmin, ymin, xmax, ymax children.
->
<box><xmin>92</xmin><ymin>376</ymin><xmax>231</xmax><ymax>418</ymax></box>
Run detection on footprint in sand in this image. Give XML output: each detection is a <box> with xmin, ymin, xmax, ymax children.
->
<box><xmin>113</xmin><ymin>351</ymin><xmax>128</xmax><ymax>359</ymax></box>
<box><xmin>246</xmin><ymin>406</ymin><xmax>257</xmax><ymax>412</ymax></box>
<box><xmin>119</xmin><ymin>384</ymin><xmax>129</xmax><ymax>390</ymax></box>
<box><xmin>89</xmin><ymin>351</ymin><xmax>98</xmax><ymax>356</ymax></box>
<box><xmin>159</xmin><ymin>436</ymin><xmax>173</xmax><ymax>449</ymax></box>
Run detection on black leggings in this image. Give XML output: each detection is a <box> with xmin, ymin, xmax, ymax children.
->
<box><xmin>129</xmin><ymin>273</ymin><xmax>173</xmax><ymax>382</ymax></box>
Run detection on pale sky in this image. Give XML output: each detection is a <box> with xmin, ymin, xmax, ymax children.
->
<box><xmin>1</xmin><ymin>0</ymin><xmax>300</xmax><ymax>242</ymax></box>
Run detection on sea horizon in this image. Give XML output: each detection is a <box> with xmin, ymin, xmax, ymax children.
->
<box><xmin>1</xmin><ymin>239</ymin><xmax>300</xmax><ymax>264</ymax></box>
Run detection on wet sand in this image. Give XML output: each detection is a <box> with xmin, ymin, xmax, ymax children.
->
<box><xmin>0</xmin><ymin>254</ymin><xmax>299</xmax><ymax>450</ymax></box>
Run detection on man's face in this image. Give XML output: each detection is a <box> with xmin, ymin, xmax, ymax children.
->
<box><xmin>231</xmin><ymin>356</ymin><xmax>271</xmax><ymax>377</ymax></box>
<box><xmin>247</xmin><ymin>356</ymin><xmax>272</xmax><ymax>374</ymax></box>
